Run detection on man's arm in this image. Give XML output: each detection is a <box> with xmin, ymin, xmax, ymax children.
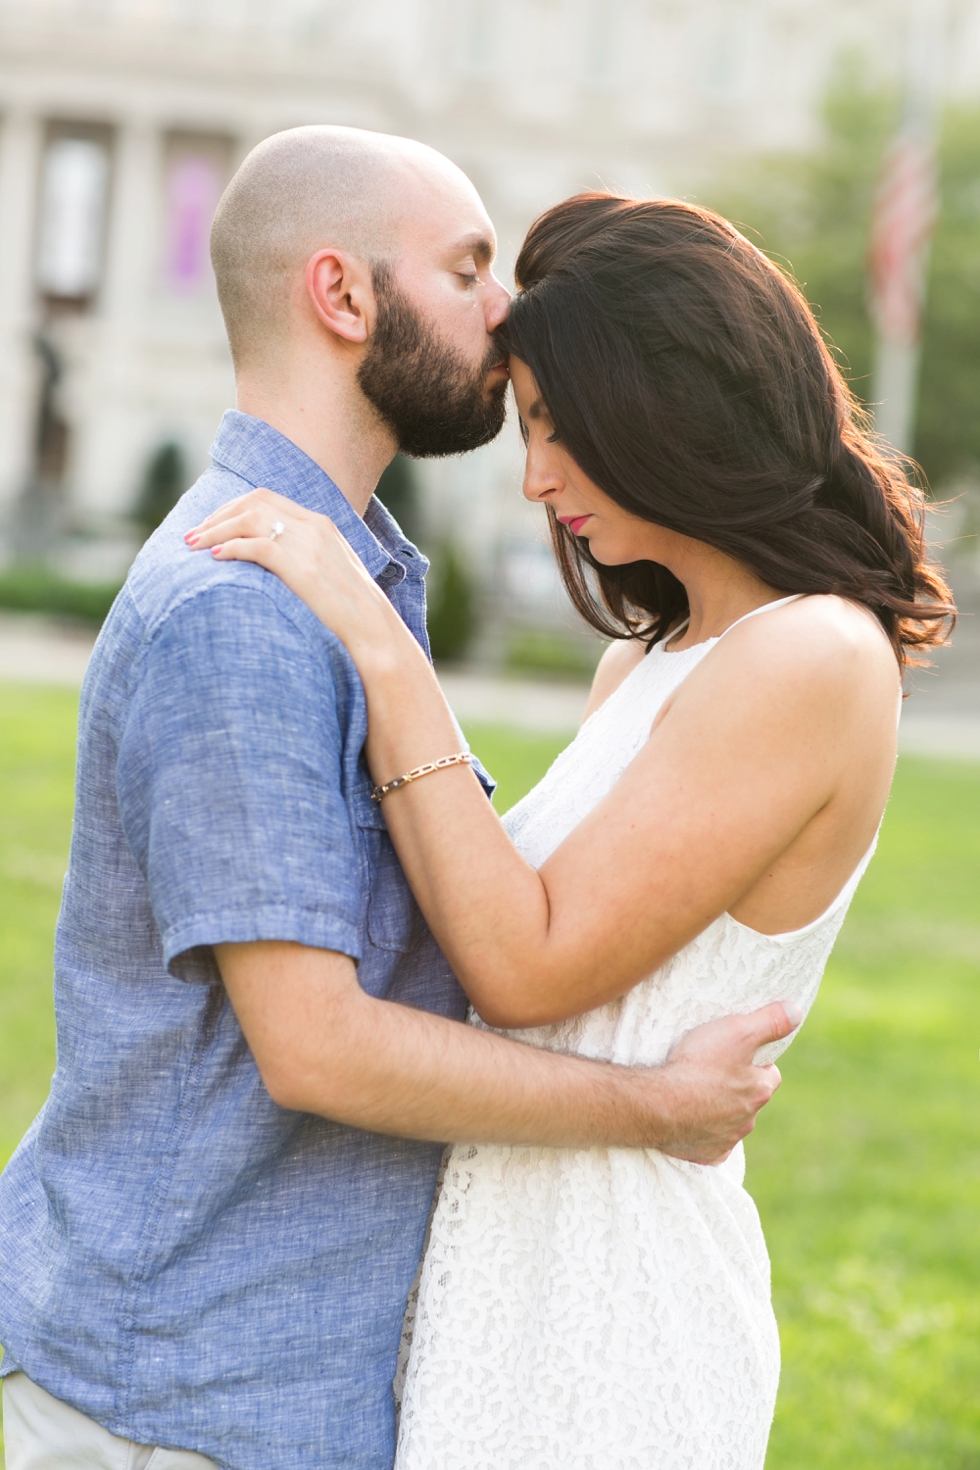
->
<box><xmin>217</xmin><ymin>940</ymin><xmax>799</xmax><ymax>1163</ymax></box>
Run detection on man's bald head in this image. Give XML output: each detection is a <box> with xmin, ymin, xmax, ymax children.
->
<box><xmin>211</xmin><ymin>125</ymin><xmax>475</xmax><ymax>368</ymax></box>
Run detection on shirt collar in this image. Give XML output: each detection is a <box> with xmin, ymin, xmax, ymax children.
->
<box><xmin>209</xmin><ymin>411</ymin><xmax>425</xmax><ymax>586</ymax></box>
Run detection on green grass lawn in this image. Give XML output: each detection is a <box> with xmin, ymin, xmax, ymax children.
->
<box><xmin>1</xmin><ymin>684</ymin><xmax>978</xmax><ymax>1466</ymax></box>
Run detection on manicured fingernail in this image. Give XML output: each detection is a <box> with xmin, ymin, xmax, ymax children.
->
<box><xmin>185</xmin><ymin>533</ymin><xmax>199</xmax><ymax>546</ymax></box>
<box><xmin>211</xmin><ymin>545</ymin><xmax>223</xmax><ymax>556</ymax></box>
<box><xmin>782</xmin><ymin>1001</ymin><xmax>803</xmax><ymax>1027</ymax></box>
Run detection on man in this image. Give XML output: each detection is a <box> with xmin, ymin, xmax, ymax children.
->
<box><xmin>0</xmin><ymin>127</ymin><xmax>797</xmax><ymax>1469</ymax></box>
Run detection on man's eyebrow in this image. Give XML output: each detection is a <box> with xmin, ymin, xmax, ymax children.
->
<box><xmin>452</xmin><ymin>231</ymin><xmax>496</xmax><ymax>265</ymax></box>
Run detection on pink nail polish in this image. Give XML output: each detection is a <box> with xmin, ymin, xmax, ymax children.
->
<box><xmin>185</xmin><ymin>532</ymin><xmax>199</xmax><ymax>546</ymax></box>
<box><xmin>211</xmin><ymin>545</ymin><xmax>223</xmax><ymax>556</ymax></box>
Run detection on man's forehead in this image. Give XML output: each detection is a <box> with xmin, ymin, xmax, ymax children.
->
<box><xmin>394</xmin><ymin>162</ymin><xmax>495</xmax><ymax>258</ymax></box>
<box><xmin>400</xmin><ymin>208</ymin><xmax>496</xmax><ymax>263</ymax></box>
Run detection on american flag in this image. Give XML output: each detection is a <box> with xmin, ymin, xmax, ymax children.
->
<box><xmin>868</xmin><ymin>131</ymin><xmax>940</xmax><ymax>347</ymax></box>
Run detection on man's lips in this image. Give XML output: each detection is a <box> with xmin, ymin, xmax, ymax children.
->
<box><xmin>558</xmin><ymin>514</ymin><xmax>592</xmax><ymax>536</ymax></box>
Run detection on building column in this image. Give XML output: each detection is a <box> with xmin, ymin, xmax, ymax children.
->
<box><xmin>104</xmin><ymin>118</ymin><xmax>160</xmax><ymax>325</ymax></box>
<box><xmin>73</xmin><ymin>116</ymin><xmax>161</xmax><ymax>520</ymax></box>
<box><xmin>0</xmin><ymin>111</ymin><xmax>44</xmax><ymax>523</ymax></box>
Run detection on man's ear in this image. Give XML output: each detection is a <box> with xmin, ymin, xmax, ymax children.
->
<box><xmin>304</xmin><ymin>249</ymin><xmax>375</xmax><ymax>345</ymax></box>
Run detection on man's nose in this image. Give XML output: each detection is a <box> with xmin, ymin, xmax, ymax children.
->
<box><xmin>485</xmin><ymin>274</ymin><xmax>511</xmax><ymax>332</ymax></box>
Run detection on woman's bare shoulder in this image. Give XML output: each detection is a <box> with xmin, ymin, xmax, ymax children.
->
<box><xmin>688</xmin><ymin>593</ymin><xmax>899</xmax><ymax>723</ymax></box>
<box><xmin>582</xmin><ymin>638</ymin><xmax>649</xmax><ymax>722</ymax></box>
<box><xmin>734</xmin><ymin>594</ymin><xmax>894</xmax><ymax>673</ymax></box>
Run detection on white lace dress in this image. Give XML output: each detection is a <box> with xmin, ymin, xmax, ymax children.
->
<box><xmin>395</xmin><ymin>604</ymin><xmax>876</xmax><ymax>1470</ymax></box>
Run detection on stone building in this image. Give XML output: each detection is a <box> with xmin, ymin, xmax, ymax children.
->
<box><xmin>0</xmin><ymin>0</ymin><xmax>978</xmax><ymax>632</ymax></box>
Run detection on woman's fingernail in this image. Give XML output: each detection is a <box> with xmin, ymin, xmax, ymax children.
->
<box><xmin>782</xmin><ymin>1001</ymin><xmax>803</xmax><ymax>1028</ymax></box>
<box><xmin>185</xmin><ymin>533</ymin><xmax>199</xmax><ymax>546</ymax></box>
<box><xmin>211</xmin><ymin>545</ymin><xmax>223</xmax><ymax>556</ymax></box>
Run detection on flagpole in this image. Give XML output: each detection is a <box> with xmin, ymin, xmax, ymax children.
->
<box><xmin>869</xmin><ymin>0</ymin><xmax>949</xmax><ymax>457</ymax></box>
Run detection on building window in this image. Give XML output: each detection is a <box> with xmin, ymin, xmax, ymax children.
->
<box><xmin>35</xmin><ymin>134</ymin><xmax>111</xmax><ymax>302</ymax></box>
<box><xmin>163</xmin><ymin>135</ymin><xmax>231</xmax><ymax>295</ymax></box>
<box><xmin>460</xmin><ymin>0</ymin><xmax>497</xmax><ymax>75</ymax></box>
<box><xmin>586</xmin><ymin>0</ymin><xmax>617</xmax><ymax>85</ymax></box>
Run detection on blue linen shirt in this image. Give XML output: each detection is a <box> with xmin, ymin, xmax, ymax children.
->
<box><xmin>0</xmin><ymin>411</ymin><xmax>490</xmax><ymax>1470</ymax></box>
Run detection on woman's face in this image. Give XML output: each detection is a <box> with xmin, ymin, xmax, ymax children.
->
<box><xmin>510</xmin><ymin>357</ymin><xmax>668</xmax><ymax>567</ymax></box>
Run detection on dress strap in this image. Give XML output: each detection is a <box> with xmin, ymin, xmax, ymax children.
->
<box><xmin>648</xmin><ymin>614</ymin><xmax>691</xmax><ymax>653</ymax></box>
<box><xmin>714</xmin><ymin>593</ymin><xmax>806</xmax><ymax>645</ymax></box>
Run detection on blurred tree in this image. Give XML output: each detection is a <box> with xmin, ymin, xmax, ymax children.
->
<box><xmin>710</xmin><ymin>59</ymin><xmax>980</xmax><ymax>489</ymax></box>
<box><xmin>375</xmin><ymin>453</ymin><xmax>420</xmax><ymax>541</ymax></box>
<box><xmin>426</xmin><ymin>544</ymin><xmax>476</xmax><ymax>662</ymax></box>
<box><xmin>917</xmin><ymin>106</ymin><xmax>980</xmax><ymax>484</ymax></box>
<box><xmin>134</xmin><ymin>441</ymin><xmax>188</xmax><ymax>537</ymax></box>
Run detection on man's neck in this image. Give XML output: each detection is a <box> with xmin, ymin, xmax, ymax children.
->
<box><xmin>235</xmin><ymin>370</ymin><xmax>397</xmax><ymax>520</ymax></box>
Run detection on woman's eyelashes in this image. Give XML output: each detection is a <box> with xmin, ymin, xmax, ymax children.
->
<box><xmin>517</xmin><ymin>414</ymin><xmax>559</xmax><ymax>447</ymax></box>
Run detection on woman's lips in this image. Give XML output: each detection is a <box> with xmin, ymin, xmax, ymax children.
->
<box><xmin>558</xmin><ymin>514</ymin><xmax>592</xmax><ymax>536</ymax></box>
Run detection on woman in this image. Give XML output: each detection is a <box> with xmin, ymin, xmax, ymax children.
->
<box><xmin>188</xmin><ymin>195</ymin><xmax>952</xmax><ymax>1468</ymax></box>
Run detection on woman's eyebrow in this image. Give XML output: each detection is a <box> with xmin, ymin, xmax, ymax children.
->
<box><xmin>527</xmin><ymin>398</ymin><xmax>546</xmax><ymax>420</ymax></box>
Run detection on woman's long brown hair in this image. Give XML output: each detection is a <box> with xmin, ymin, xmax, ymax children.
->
<box><xmin>498</xmin><ymin>192</ymin><xmax>954</xmax><ymax>667</ymax></box>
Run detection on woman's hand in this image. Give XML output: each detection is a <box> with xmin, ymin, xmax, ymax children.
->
<box><xmin>184</xmin><ymin>487</ymin><xmax>404</xmax><ymax>670</ymax></box>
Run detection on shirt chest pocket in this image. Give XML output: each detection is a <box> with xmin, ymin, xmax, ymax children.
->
<box><xmin>354</xmin><ymin>792</ymin><xmax>425</xmax><ymax>954</ymax></box>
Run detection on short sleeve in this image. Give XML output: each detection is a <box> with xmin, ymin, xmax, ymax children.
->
<box><xmin>116</xmin><ymin>584</ymin><xmax>362</xmax><ymax>978</ymax></box>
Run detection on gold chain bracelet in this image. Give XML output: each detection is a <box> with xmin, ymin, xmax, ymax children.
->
<box><xmin>371</xmin><ymin>752</ymin><xmax>473</xmax><ymax>803</ymax></box>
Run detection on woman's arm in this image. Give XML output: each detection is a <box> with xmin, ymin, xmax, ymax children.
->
<box><xmin>187</xmin><ymin>490</ymin><xmax>895</xmax><ymax>1029</ymax></box>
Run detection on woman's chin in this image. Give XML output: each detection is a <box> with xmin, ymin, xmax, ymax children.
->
<box><xmin>584</xmin><ymin>540</ymin><xmax>632</xmax><ymax>567</ymax></box>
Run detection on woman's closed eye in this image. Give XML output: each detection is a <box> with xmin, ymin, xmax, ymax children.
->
<box><xmin>517</xmin><ymin>415</ymin><xmax>559</xmax><ymax>446</ymax></box>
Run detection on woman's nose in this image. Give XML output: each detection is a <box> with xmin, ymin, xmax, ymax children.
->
<box><xmin>522</xmin><ymin>454</ymin><xmax>563</xmax><ymax>504</ymax></box>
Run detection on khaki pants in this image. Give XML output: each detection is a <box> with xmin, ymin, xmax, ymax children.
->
<box><xmin>2</xmin><ymin>1373</ymin><xmax>219</xmax><ymax>1470</ymax></box>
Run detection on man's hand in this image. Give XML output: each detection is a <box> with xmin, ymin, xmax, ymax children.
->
<box><xmin>652</xmin><ymin>1002</ymin><xmax>801</xmax><ymax>1164</ymax></box>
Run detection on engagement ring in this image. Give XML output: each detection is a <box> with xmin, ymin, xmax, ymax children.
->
<box><xmin>269</xmin><ymin>520</ymin><xmax>286</xmax><ymax>542</ymax></box>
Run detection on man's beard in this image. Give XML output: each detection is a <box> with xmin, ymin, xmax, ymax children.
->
<box><xmin>357</xmin><ymin>263</ymin><xmax>508</xmax><ymax>458</ymax></box>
